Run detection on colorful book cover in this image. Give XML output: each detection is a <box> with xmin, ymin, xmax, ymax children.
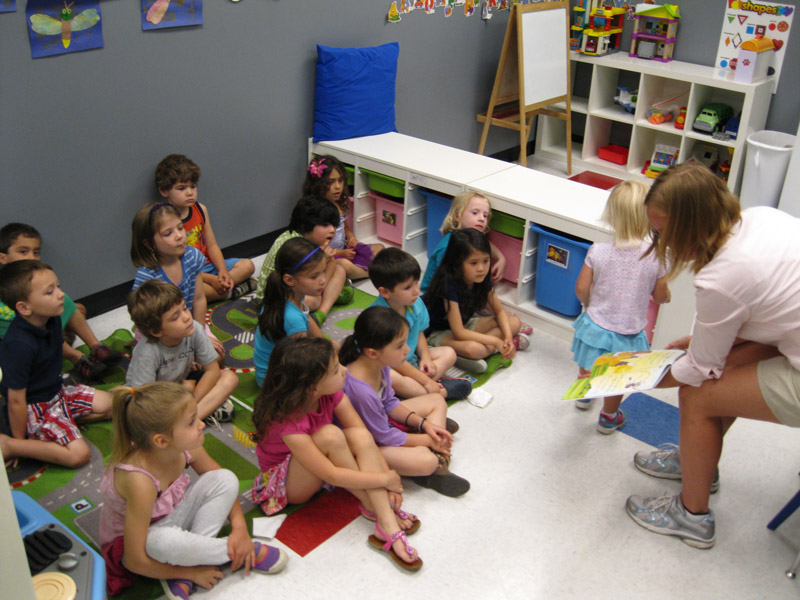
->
<box><xmin>562</xmin><ymin>349</ymin><xmax>685</xmax><ymax>400</ymax></box>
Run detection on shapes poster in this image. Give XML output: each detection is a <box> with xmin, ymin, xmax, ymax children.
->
<box><xmin>1</xmin><ymin>0</ymin><xmax>16</xmax><ymax>14</ymax></box>
<box><xmin>142</xmin><ymin>0</ymin><xmax>202</xmax><ymax>31</ymax></box>
<box><xmin>27</xmin><ymin>0</ymin><xmax>103</xmax><ymax>58</ymax></box>
<box><xmin>715</xmin><ymin>0</ymin><xmax>793</xmax><ymax>87</ymax></box>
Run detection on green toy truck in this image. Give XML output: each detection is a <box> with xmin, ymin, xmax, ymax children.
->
<box><xmin>692</xmin><ymin>103</ymin><xmax>734</xmax><ymax>134</ymax></box>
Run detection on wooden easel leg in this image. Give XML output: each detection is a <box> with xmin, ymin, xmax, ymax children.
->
<box><xmin>478</xmin><ymin>104</ymin><xmax>494</xmax><ymax>156</ymax></box>
<box><xmin>565</xmin><ymin>113</ymin><xmax>573</xmax><ymax>176</ymax></box>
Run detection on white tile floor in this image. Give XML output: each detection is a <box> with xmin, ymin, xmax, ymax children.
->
<box><xmin>86</xmin><ymin>252</ymin><xmax>800</xmax><ymax>600</ymax></box>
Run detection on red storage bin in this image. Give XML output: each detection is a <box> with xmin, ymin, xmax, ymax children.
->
<box><xmin>369</xmin><ymin>191</ymin><xmax>404</xmax><ymax>245</ymax></box>
<box><xmin>598</xmin><ymin>144</ymin><xmax>629</xmax><ymax>165</ymax></box>
<box><xmin>487</xmin><ymin>229</ymin><xmax>523</xmax><ymax>284</ymax></box>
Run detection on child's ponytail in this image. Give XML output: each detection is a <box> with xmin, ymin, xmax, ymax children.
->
<box><xmin>108</xmin><ymin>382</ymin><xmax>191</xmax><ymax>468</ymax></box>
<box><xmin>258</xmin><ymin>237</ymin><xmax>324</xmax><ymax>341</ymax></box>
<box><xmin>338</xmin><ymin>306</ymin><xmax>408</xmax><ymax>366</ymax></box>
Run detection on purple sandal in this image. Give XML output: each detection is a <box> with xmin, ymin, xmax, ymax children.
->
<box><xmin>358</xmin><ymin>504</ymin><xmax>421</xmax><ymax>535</ymax></box>
<box><xmin>161</xmin><ymin>578</ymin><xmax>195</xmax><ymax>600</ymax></box>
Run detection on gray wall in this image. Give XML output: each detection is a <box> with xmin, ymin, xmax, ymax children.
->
<box><xmin>1</xmin><ymin>0</ymin><xmax>798</xmax><ymax>299</ymax></box>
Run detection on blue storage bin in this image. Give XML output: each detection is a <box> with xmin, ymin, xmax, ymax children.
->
<box><xmin>420</xmin><ymin>188</ymin><xmax>452</xmax><ymax>257</ymax></box>
<box><xmin>530</xmin><ymin>224</ymin><xmax>591</xmax><ymax>317</ymax></box>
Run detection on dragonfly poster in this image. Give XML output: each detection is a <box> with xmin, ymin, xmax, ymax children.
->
<box><xmin>27</xmin><ymin>0</ymin><xmax>102</xmax><ymax>58</ymax></box>
<box><xmin>142</xmin><ymin>0</ymin><xmax>202</xmax><ymax>31</ymax></box>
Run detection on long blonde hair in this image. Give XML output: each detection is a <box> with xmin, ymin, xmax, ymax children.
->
<box><xmin>602</xmin><ymin>180</ymin><xmax>651</xmax><ymax>247</ymax></box>
<box><xmin>108</xmin><ymin>382</ymin><xmax>192</xmax><ymax>467</ymax></box>
<box><xmin>440</xmin><ymin>191</ymin><xmax>491</xmax><ymax>234</ymax></box>
<box><xmin>645</xmin><ymin>163</ymin><xmax>740</xmax><ymax>278</ymax></box>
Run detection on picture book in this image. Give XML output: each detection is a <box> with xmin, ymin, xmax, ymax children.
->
<box><xmin>562</xmin><ymin>349</ymin><xmax>685</xmax><ymax>400</ymax></box>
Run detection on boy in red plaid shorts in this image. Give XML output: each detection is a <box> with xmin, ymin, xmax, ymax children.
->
<box><xmin>0</xmin><ymin>260</ymin><xmax>111</xmax><ymax>469</ymax></box>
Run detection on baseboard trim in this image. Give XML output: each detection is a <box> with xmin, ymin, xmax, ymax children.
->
<box><xmin>76</xmin><ymin>228</ymin><xmax>286</xmax><ymax>317</ymax></box>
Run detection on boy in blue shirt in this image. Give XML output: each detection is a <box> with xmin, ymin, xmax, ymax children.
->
<box><xmin>0</xmin><ymin>260</ymin><xmax>112</xmax><ymax>469</ymax></box>
<box><xmin>369</xmin><ymin>248</ymin><xmax>471</xmax><ymax>400</ymax></box>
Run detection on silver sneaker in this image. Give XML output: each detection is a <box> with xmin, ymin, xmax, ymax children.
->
<box><xmin>633</xmin><ymin>443</ymin><xmax>720</xmax><ymax>493</ymax></box>
<box><xmin>626</xmin><ymin>493</ymin><xmax>715</xmax><ymax>548</ymax></box>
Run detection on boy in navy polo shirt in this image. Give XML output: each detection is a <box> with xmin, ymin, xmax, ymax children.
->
<box><xmin>0</xmin><ymin>260</ymin><xmax>111</xmax><ymax>469</ymax></box>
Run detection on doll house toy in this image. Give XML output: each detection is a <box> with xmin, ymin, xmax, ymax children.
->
<box><xmin>581</xmin><ymin>4</ymin><xmax>626</xmax><ymax>56</ymax></box>
<box><xmin>629</xmin><ymin>4</ymin><xmax>680</xmax><ymax>62</ymax></box>
<box><xmin>734</xmin><ymin>37</ymin><xmax>775</xmax><ymax>83</ymax></box>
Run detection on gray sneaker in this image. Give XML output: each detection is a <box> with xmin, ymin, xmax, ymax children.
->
<box><xmin>626</xmin><ymin>493</ymin><xmax>715</xmax><ymax>549</ymax></box>
<box><xmin>633</xmin><ymin>443</ymin><xmax>720</xmax><ymax>493</ymax></box>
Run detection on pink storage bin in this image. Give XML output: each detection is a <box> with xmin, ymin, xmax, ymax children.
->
<box><xmin>369</xmin><ymin>191</ymin><xmax>404</xmax><ymax>245</ymax></box>
<box><xmin>487</xmin><ymin>229</ymin><xmax>522</xmax><ymax>284</ymax></box>
<box><xmin>345</xmin><ymin>196</ymin><xmax>354</xmax><ymax>232</ymax></box>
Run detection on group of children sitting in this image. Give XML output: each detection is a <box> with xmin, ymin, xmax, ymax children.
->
<box><xmin>0</xmin><ymin>152</ymin><xmax>539</xmax><ymax>593</ymax></box>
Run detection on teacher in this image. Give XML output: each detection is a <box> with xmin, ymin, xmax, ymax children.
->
<box><xmin>624</xmin><ymin>163</ymin><xmax>800</xmax><ymax>549</ymax></box>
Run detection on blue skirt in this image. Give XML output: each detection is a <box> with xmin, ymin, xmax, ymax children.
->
<box><xmin>571</xmin><ymin>312</ymin><xmax>650</xmax><ymax>371</ymax></box>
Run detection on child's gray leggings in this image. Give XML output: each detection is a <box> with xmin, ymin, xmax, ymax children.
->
<box><xmin>145</xmin><ymin>468</ymin><xmax>239</xmax><ymax>566</ymax></box>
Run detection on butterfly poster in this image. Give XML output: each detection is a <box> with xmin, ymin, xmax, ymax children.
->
<box><xmin>1</xmin><ymin>0</ymin><xmax>17</xmax><ymax>14</ymax></box>
<box><xmin>141</xmin><ymin>0</ymin><xmax>202</xmax><ymax>31</ymax></box>
<box><xmin>27</xmin><ymin>0</ymin><xmax>103</xmax><ymax>58</ymax></box>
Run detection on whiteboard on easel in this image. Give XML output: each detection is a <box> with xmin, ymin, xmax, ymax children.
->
<box><xmin>519</xmin><ymin>5</ymin><xmax>569</xmax><ymax>108</ymax></box>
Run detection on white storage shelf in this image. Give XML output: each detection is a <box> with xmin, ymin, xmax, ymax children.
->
<box><xmin>535</xmin><ymin>52</ymin><xmax>775</xmax><ymax>193</ymax></box>
<box><xmin>310</xmin><ymin>134</ymin><xmax>694</xmax><ymax>343</ymax></box>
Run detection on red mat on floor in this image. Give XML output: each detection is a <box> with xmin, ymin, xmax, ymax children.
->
<box><xmin>568</xmin><ymin>170</ymin><xmax>623</xmax><ymax>190</ymax></box>
<box><xmin>276</xmin><ymin>488</ymin><xmax>361</xmax><ymax>557</ymax></box>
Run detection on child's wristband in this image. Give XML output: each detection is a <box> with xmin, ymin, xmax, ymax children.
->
<box><xmin>404</xmin><ymin>411</ymin><xmax>416</xmax><ymax>427</ymax></box>
<box><xmin>417</xmin><ymin>417</ymin><xmax>427</xmax><ymax>433</ymax></box>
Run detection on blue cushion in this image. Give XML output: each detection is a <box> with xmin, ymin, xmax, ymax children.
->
<box><xmin>313</xmin><ymin>42</ymin><xmax>399</xmax><ymax>142</ymax></box>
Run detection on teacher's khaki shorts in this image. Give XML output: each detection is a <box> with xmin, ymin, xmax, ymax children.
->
<box><xmin>758</xmin><ymin>356</ymin><xmax>800</xmax><ymax>427</ymax></box>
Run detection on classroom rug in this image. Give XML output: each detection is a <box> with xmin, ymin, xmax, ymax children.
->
<box><xmin>619</xmin><ymin>392</ymin><xmax>679</xmax><ymax>447</ymax></box>
<box><xmin>7</xmin><ymin>289</ymin><xmax>512</xmax><ymax>598</ymax></box>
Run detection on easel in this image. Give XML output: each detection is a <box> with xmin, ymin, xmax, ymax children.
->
<box><xmin>477</xmin><ymin>1</ymin><xmax>572</xmax><ymax>173</ymax></box>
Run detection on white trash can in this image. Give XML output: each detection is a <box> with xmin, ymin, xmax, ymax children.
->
<box><xmin>739</xmin><ymin>130</ymin><xmax>796</xmax><ymax>209</ymax></box>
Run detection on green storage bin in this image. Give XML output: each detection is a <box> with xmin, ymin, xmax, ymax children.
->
<box><xmin>344</xmin><ymin>165</ymin><xmax>355</xmax><ymax>186</ymax></box>
<box><xmin>490</xmin><ymin>210</ymin><xmax>525</xmax><ymax>239</ymax></box>
<box><xmin>362</xmin><ymin>168</ymin><xmax>405</xmax><ymax>199</ymax></box>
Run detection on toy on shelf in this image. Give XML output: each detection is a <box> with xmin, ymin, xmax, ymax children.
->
<box><xmin>692</xmin><ymin>103</ymin><xmax>733</xmax><ymax>135</ymax></box>
<box><xmin>712</xmin><ymin>114</ymin><xmax>740</xmax><ymax>141</ymax></box>
<box><xmin>570</xmin><ymin>0</ymin><xmax>592</xmax><ymax>51</ymax></box>
<box><xmin>581</xmin><ymin>4</ymin><xmax>626</xmax><ymax>56</ymax></box>
<box><xmin>643</xmin><ymin>143</ymin><xmax>679</xmax><ymax>177</ymax></box>
<box><xmin>734</xmin><ymin>36</ymin><xmax>775</xmax><ymax>83</ymax></box>
<box><xmin>629</xmin><ymin>4</ymin><xmax>680</xmax><ymax>62</ymax></box>
<box><xmin>646</xmin><ymin>90</ymin><xmax>687</xmax><ymax>125</ymax></box>
<box><xmin>614</xmin><ymin>86</ymin><xmax>637</xmax><ymax>113</ymax></box>
<box><xmin>686</xmin><ymin>143</ymin><xmax>719</xmax><ymax>170</ymax></box>
<box><xmin>674</xmin><ymin>106</ymin><xmax>687</xmax><ymax>129</ymax></box>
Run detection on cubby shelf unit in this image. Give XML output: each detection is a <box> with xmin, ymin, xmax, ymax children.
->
<box><xmin>534</xmin><ymin>52</ymin><xmax>775</xmax><ymax>193</ymax></box>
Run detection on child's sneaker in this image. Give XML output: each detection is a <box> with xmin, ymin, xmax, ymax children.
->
<box><xmin>454</xmin><ymin>356</ymin><xmax>487</xmax><ymax>373</ymax></box>
<box><xmin>231</xmin><ymin>277</ymin><xmax>256</xmax><ymax>299</ymax></box>
<box><xmin>519</xmin><ymin>323</ymin><xmax>533</xmax><ymax>336</ymax></box>
<box><xmin>90</xmin><ymin>343</ymin><xmax>122</xmax><ymax>365</ymax></box>
<box><xmin>634</xmin><ymin>443</ymin><xmax>720</xmax><ymax>493</ymax></box>
<box><xmin>439</xmin><ymin>377</ymin><xmax>472</xmax><ymax>400</ymax></box>
<box><xmin>626</xmin><ymin>493</ymin><xmax>716</xmax><ymax>548</ymax></box>
<box><xmin>597</xmin><ymin>409</ymin><xmax>627</xmax><ymax>434</ymax></box>
<box><xmin>74</xmin><ymin>355</ymin><xmax>107</xmax><ymax>381</ymax></box>
<box><xmin>575</xmin><ymin>398</ymin><xmax>593</xmax><ymax>410</ymax></box>
<box><xmin>252</xmin><ymin>541</ymin><xmax>288</xmax><ymax>574</ymax></box>
<box><xmin>210</xmin><ymin>399</ymin><xmax>235</xmax><ymax>423</ymax></box>
<box><xmin>513</xmin><ymin>334</ymin><xmax>529</xmax><ymax>351</ymax></box>
<box><xmin>311</xmin><ymin>310</ymin><xmax>327</xmax><ymax>327</ymax></box>
<box><xmin>161</xmin><ymin>578</ymin><xmax>195</xmax><ymax>600</ymax></box>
